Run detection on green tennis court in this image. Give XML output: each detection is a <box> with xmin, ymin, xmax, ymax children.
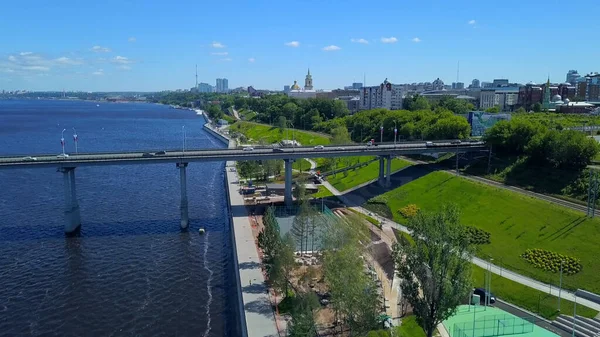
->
<box><xmin>443</xmin><ymin>305</ymin><xmax>559</xmax><ymax>337</ymax></box>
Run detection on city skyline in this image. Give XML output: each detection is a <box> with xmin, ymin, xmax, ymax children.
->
<box><xmin>1</xmin><ymin>0</ymin><xmax>599</xmax><ymax>92</ymax></box>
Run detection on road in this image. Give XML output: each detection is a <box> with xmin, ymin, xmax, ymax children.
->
<box><xmin>0</xmin><ymin>141</ymin><xmax>486</xmax><ymax>169</ymax></box>
<box><xmin>319</xmin><ymin>179</ymin><xmax>600</xmax><ymax>313</ymax></box>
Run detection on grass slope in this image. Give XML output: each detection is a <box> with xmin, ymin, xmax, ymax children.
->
<box><xmin>328</xmin><ymin>158</ymin><xmax>411</xmax><ymax>191</ymax></box>
<box><xmin>292</xmin><ymin>158</ymin><xmax>312</xmax><ymax>172</ymax></box>
<box><xmin>472</xmin><ymin>265</ymin><xmax>597</xmax><ymax>320</ymax></box>
<box><xmin>231</xmin><ymin>121</ymin><xmax>330</xmax><ymax>146</ymax></box>
<box><xmin>367</xmin><ymin>171</ymin><xmax>600</xmax><ymax>293</ymax></box>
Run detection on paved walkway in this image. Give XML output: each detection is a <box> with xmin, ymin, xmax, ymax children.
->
<box><xmin>320</xmin><ymin>180</ymin><xmax>600</xmax><ymax>313</ymax></box>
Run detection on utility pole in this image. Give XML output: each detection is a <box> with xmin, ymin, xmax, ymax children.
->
<box><xmin>487</xmin><ymin>145</ymin><xmax>493</xmax><ymax>174</ymax></box>
<box><xmin>558</xmin><ymin>260</ymin><xmax>564</xmax><ymax>311</ymax></box>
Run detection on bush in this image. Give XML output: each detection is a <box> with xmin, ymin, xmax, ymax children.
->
<box><xmin>521</xmin><ymin>248</ymin><xmax>582</xmax><ymax>275</ymax></box>
<box><xmin>398</xmin><ymin>204</ymin><xmax>420</xmax><ymax>218</ymax></box>
<box><xmin>464</xmin><ymin>226</ymin><xmax>491</xmax><ymax>245</ymax></box>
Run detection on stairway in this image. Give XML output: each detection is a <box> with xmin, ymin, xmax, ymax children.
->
<box><xmin>552</xmin><ymin>314</ymin><xmax>600</xmax><ymax>337</ymax></box>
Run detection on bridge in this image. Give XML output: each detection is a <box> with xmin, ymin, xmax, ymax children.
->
<box><xmin>0</xmin><ymin>140</ymin><xmax>487</xmax><ymax>235</ymax></box>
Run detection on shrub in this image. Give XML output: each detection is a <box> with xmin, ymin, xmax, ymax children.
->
<box><xmin>398</xmin><ymin>204</ymin><xmax>420</xmax><ymax>218</ymax></box>
<box><xmin>464</xmin><ymin>226</ymin><xmax>491</xmax><ymax>245</ymax></box>
<box><xmin>521</xmin><ymin>249</ymin><xmax>582</xmax><ymax>275</ymax></box>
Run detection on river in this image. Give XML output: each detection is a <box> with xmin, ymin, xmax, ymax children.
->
<box><xmin>0</xmin><ymin>100</ymin><xmax>235</xmax><ymax>336</ymax></box>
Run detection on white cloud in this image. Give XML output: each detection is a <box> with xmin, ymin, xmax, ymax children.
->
<box><xmin>128</xmin><ymin>37</ymin><xmax>136</xmax><ymax>42</ymax></box>
<box><xmin>468</xmin><ymin>19</ymin><xmax>476</xmax><ymax>25</ymax></box>
<box><xmin>351</xmin><ymin>38</ymin><xmax>369</xmax><ymax>44</ymax></box>
<box><xmin>211</xmin><ymin>42</ymin><xmax>226</xmax><ymax>48</ymax></box>
<box><xmin>19</xmin><ymin>52</ymin><xmax>34</xmax><ymax>56</ymax></box>
<box><xmin>412</xmin><ymin>37</ymin><xmax>421</xmax><ymax>43</ymax></box>
<box><xmin>322</xmin><ymin>45</ymin><xmax>341</xmax><ymax>51</ymax></box>
<box><xmin>2</xmin><ymin>52</ymin><xmax>83</xmax><ymax>74</ymax></box>
<box><xmin>55</xmin><ymin>57</ymin><xmax>83</xmax><ymax>65</ymax></box>
<box><xmin>91</xmin><ymin>46</ymin><xmax>111</xmax><ymax>53</ymax></box>
<box><xmin>111</xmin><ymin>56</ymin><xmax>134</xmax><ymax>64</ymax></box>
<box><xmin>381</xmin><ymin>37</ymin><xmax>398</xmax><ymax>43</ymax></box>
<box><xmin>248</xmin><ymin>58</ymin><xmax>255</xmax><ymax>63</ymax></box>
<box><xmin>119</xmin><ymin>65</ymin><xmax>131</xmax><ymax>70</ymax></box>
<box><xmin>284</xmin><ymin>41</ymin><xmax>300</xmax><ymax>47</ymax></box>
<box><xmin>211</xmin><ymin>52</ymin><xmax>229</xmax><ymax>56</ymax></box>
<box><xmin>221</xmin><ymin>58</ymin><xmax>232</xmax><ymax>62</ymax></box>
<box><xmin>23</xmin><ymin>66</ymin><xmax>50</xmax><ymax>72</ymax></box>
<box><xmin>92</xmin><ymin>69</ymin><xmax>104</xmax><ymax>75</ymax></box>
<box><xmin>8</xmin><ymin>55</ymin><xmax>16</xmax><ymax>62</ymax></box>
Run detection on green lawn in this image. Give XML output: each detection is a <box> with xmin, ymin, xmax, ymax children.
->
<box><xmin>348</xmin><ymin>208</ymin><xmax>381</xmax><ymax>228</ymax></box>
<box><xmin>230</xmin><ymin>121</ymin><xmax>330</xmax><ymax>146</ymax></box>
<box><xmin>366</xmin><ymin>171</ymin><xmax>600</xmax><ymax>293</ymax></box>
<box><xmin>328</xmin><ymin>158</ymin><xmax>412</xmax><ymax>191</ymax></box>
<box><xmin>292</xmin><ymin>158</ymin><xmax>312</xmax><ymax>172</ymax></box>
<box><xmin>472</xmin><ymin>265</ymin><xmax>598</xmax><ymax>320</ymax></box>
<box><xmin>312</xmin><ymin>185</ymin><xmax>334</xmax><ymax>198</ymax></box>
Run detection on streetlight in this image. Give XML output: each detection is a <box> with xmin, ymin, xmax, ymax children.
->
<box><xmin>182</xmin><ymin>126</ymin><xmax>186</xmax><ymax>154</ymax></box>
<box><xmin>380</xmin><ymin>125</ymin><xmax>383</xmax><ymax>144</ymax></box>
<box><xmin>393</xmin><ymin>121</ymin><xmax>397</xmax><ymax>145</ymax></box>
<box><xmin>72</xmin><ymin>128</ymin><xmax>78</xmax><ymax>154</ymax></box>
<box><xmin>60</xmin><ymin>129</ymin><xmax>66</xmax><ymax>155</ymax></box>
<box><xmin>558</xmin><ymin>260</ymin><xmax>564</xmax><ymax>311</ymax></box>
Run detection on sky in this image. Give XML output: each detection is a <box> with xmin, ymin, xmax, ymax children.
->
<box><xmin>1</xmin><ymin>0</ymin><xmax>599</xmax><ymax>92</ymax></box>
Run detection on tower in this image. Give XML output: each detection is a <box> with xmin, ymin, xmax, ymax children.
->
<box><xmin>542</xmin><ymin>77</ymin><xmax>551</xmax><ymax>110</ymax></box>
<box><xmin>195</xmin><ymin>64</ymin><xmax>198</xmax><ymax>89</ymax></box>
<box><xmin>304</xmin><ymin>68</ymin><xmax>313</xmax><ymax>90</ymax></box>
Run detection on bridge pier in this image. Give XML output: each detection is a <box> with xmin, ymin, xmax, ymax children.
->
<box><xmin>386</xmin><ymin>155</ymin><xmax>392</xmax><ymax>187</ymax></box>
<box><xmin>284</xmin><ymin>159</ymin><xmax>293</xmax><ymax>207</ymax></box>
<box><xmin>60</xmin><ymin>167</ymin><xmax>81</xmax><ymax>235</ymax></box>
<box><xmin>177</xmin><ymin>162</ymin><xmax>189</xmax><ymax>230</ymax></box>
<box><xmin>378</xmin><ymin>157</ymin><xmax>385</xmax><ymax>187</ymax></box>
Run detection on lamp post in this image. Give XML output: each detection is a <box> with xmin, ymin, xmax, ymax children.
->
<box><xmin>558</xmin><ymin>260</ymin><xmax>564</xmax><ymax>311</ymax></box>
<box><xmin>72</xmin><ymin>128</ymin><xmax>78</xmax><ymax>154</ymax></box>
<box><xmin>182</xmin><ymin>126</ymin><xmax>186</xmax><ymax>154</ymax></box>
<box><xmin>380</xmin><ymin>125</ymin><xmax>383</xmax><ymax>144</ymax></box>
<box><xmin>394</xmin><ymin>121</ymin><xmax>397</xmax><ymax>145</ymax></box>
<box><xmin>60</xmin><ymin>129</ymin><xmax>66</xmax><ymax>155</ymax></box>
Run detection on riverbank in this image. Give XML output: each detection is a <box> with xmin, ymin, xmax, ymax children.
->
<box><xmin>202</xmin><ymin>115</ymin><xmax>279</xmax><ymax>337</ymax></box>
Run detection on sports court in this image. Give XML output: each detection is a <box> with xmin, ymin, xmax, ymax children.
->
<box><xmin>442</xmin><ymin>305</ymin><xmax>559</xmax><ymax>337</ymax></box>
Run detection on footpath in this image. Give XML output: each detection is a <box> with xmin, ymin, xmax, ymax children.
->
<box><xmin>204</xmin><ymin>122</ymin><xmax>279</xmax><ymax>337</ymax></box>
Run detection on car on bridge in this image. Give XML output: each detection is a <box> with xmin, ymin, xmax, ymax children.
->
<box><xmin>155</xmin><ymin>151</ymin><xmax>167</xmax><ymax>155</ymax></box>
<box><xmin>142</xmin><ymin>152</ymin><xmax>154</xmax><ymax>157</ymax></box>
<box><xmin>425</xmin><ymin>141</ymin><xmax>434</xmax><ymax>147</ymax></box>
<box><xmin>314</xmin><ymin>145</ymin><xmax>324</xmax><ymax>150</ymax></box>
<box><xmin>22</xmin><ymin>156</ymin><xmax>37</xmax><ymax>161</ymax></box>
<box><xmin>57</xmin><ymin>153</ymin><xmax>69</xmax><ymax>159</ymax></box>
<box><xmin>243</xmin><ymin>147</ymin><xmax>254</xmax><ymax>151</ymax></box>
<box><xmin>272</xmin><ymin>148</ymin><xmax>284</xmax><ymax>153</ymax></box>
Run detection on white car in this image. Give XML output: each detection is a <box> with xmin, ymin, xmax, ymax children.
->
<box><xmin>57</xmin><ymin>153</ymin><xmax>70</xmax><ymax>159</ymax></box>
<box><xmin>425</xmin><ymin>141</ymin><xmax>434</xmax><ymax>147</ymax></box>
<box><xmin>22</xmin><ymin>156</ymin><xmax>37</xmax><ymax>161</ymax></box>
<box><xmin>314</xmin><ymin>145</ymin><xmax>324</xmax><ymax>150</ymax></box>
<box><xmin>243</xmin><ymin>147</ymin><xmax>254</xmax><ymax>151</ymax></box>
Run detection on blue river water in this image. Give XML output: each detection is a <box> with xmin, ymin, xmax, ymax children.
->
<box><xmin>0</xmin><ymin>100</ymin><xmax>234</xmax><ymax>336</ymax></box>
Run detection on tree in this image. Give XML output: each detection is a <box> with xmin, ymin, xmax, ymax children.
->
<box><xmin>288</xmin><ymin>291</ymin><xmax>320</xmax><ymax>337</ymax></box>
<box><xmin>392</xmin><ymin>205</ymin><xmax>473</xmax><ymax>337</ymax></box>
<box><xmin>277</xmin><ymin>116</ymin><xmax>288</xmax><ymax>134</ymax></box>
<box><xmin>436</xmin><ymin>96</ymin><xmax>475</xmax><ymax>114</ymax></box>
<box><xmin>207</xmin><ymin>104</ymin><xmax>223</xmax><ymax>119</ymax></box>
<box><xmin>526</xmin><ymin>129</ymin><xmax>600</xmax><ymax>168</ymax></box>
<box><xmin>515</xmin><ymin>107</ymin><xmax>526</xmax><ymax>114</ymax></box>
<box><xmin>405</xmin><ymin>95</ymin><xmax>430</xmax><ymax>111</ymax></box>
<box><xmin>331</xmin><ymin>126</ymin><xmax>351</xmax><ymax>145</ymax></box>
<box><xmin>237</xmin><ymin>161</ymin><xmax>261</xmax><ymax>181</ymax></box>
<box><xmin>485</xmin><ymin>106</ymin><xmax>500</xmax><ymax>113</ymax></box>
<box><xmin>258</xmin><ymin>207</ymin><xmax>281</xmax><ymax>269</ymax></box>
<box><xmin>291</xmin><ymin>196</ymin><xmax>314</xmax><ymax>255</ymax></box>
<box><xmin>268</xmin><ymin>234</ymin><xmax>296</xmax><ymax>297</ymax></box>
<box><xmin>532</xmin><ymin>102</ymin><xmax>542</xmax><ymax>112</ymax></box>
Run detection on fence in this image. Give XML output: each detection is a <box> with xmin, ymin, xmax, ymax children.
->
<box><xmin>453</xmin><ymin>314</ymin><xmax>534</xmax><ymax>337</ymax></box>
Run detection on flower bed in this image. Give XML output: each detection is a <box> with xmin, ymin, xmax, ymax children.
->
<box><xmin>521</xmin><ymin>248</ymin><xmax>582</xmax><ymax>275</ymax></box>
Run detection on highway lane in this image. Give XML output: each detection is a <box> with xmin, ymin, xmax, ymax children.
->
<box><xmin>0</xmin><ymin>141</ymin><xmax>487</xmax><ymax>169</ymax></box>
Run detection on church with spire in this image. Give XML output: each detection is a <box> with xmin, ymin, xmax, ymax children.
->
<box><xmin>287</xmin><ymin>69</ymin><xmax>317</xmax><ymax>99</ymax></box>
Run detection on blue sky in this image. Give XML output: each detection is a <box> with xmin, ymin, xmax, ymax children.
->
<box><xmin>1</xmin><ymin>0</ymin><xmax>599</xmax><ymax>92</ymax></box>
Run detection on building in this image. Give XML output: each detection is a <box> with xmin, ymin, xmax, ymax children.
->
<box><xmin>352</xmin><ymin>82</ymin><xmax>363</xmax><ymax>90</ymax></box>
<box><xmin>566</xmin><ymin>70</ymin><xmax>581</xmax><ymax>84</ymax></box>
<box><xmin>470</xmin><ymin>79</ymin><xmax>480</xmax><ymax>88</ymax></box>
<box><xmin>492</xmin><ymin>79</ymin><xmax>509</xmax><ymax>87</ymax></box>
<box><xmin>361</xmin><ymin>78</ymin><xmax>405</xmax><ymax>110</ymax></box>
<box><xmin>283</xmin><ymin>85</ymin><xmax>290</xmax><ymax>93</ymax></box>
<box><xmin>518</xmin><ymin>83</ymin><xmax>543</xmax><ymax>110</ymax></box>
<box><xmin>216</xmin><ymin>78</ymin><xmax>229</xmax><ymax>93</ymax></box>
<box><xmin>480</xmin><ymin>87</ymin><xmax>519</xmax><ymax>111</ymax></box>
<box><xmin>287</xmin><ymin>70</ymin><xmax>317</xmax><ymax>99</ymax></box>
<box><xmin>557</xmin><ymin>101</ymin><xmax>596</xmax><ymax>114</ymax></box>
<box><xmin>432</xmin><ymin>78</ymin><xmax>445</xmax><ymax>90</ymax></box>
<box><xmin>452</xmin><ymin>82</ymin><xmax>465</xmax><ymax>89</ymax></box>
<box><xmin>198</xmin><ymin>82</ymin><xmax>213</xmax><ymax>93</ymax></box>
<box><xmin>336</xmin><ymin>96</ymin><xmax>361</xmax><ymax>114</ymax></box>
<box><xmin>316</xmin><ymin>89</ymin><xmax>360</xmax><ymax>100</ymax></box>
<box><xmin>578</xmin><ymin>72</ymin><xmax>600</xmax><ymax>101</ymax></box>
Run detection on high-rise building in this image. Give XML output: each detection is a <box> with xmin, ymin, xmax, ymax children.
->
<box><xmin>361</xmin><ymin>78</ymin><xmax>404</xmax><ymax>111</ymax></box>
<box><xmin>566</xmin><ymin>70</ymin><xmax>580</xmax><ymax>85</ymax></box>
<box><xmin>216</xmin><ymin>78</ymin><xmax>229</xmax><ymax>93</ymax></box>
<box><xmin>283</xmin><ymin>85</ymin><xmax>290</xmax><ymax>93</ymax></box>
<box><xmin>352</xmin><ymin>82</ymin><xmax>363</xmax><ymax>90</ymax></box>
<box><xmin>471</xmin><ymin>79</ymin><xmax>480</xmax><ymax>88</ymax></box>
<box><xmin>198</xmin><ymin>83</ymin><xmax>213</xmax><ymax>93</ymax></box>
<box><xmin>492</xmin><ymin>79</ymin><xmax>509</xmax><ymax>87</ymax></box>
<box><xmin>452</xmin><ymin>82</ymin><xmax>465</xmax><ymax>89</ymax></box>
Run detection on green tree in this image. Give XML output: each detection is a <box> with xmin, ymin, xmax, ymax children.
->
<box><xmin>515</xmin><ymin>107</ymin><xmax>526</xmax><ymax>114</ymax></box>
<box><xmin>405</xmin><ymin>95</ymin><xmax>430</xmax><ymax>111</ymax></box>
<box><xmin>258</xmin><ymin>207</ymin><xmax>281</xmax><ymax>269</ymax></box>
<box><xmin>392</xmin><ymin>205</ymin><xmax>473</xmax><ymax>337</ymax></box>
<box><xmin>207</xmin><ymin>104</ymin><xmax>223</xmax><ymax>119</ymax></box>
<box><xmin>268</xmin><ymin>234</ymin><xmax>296</xmax><ymax>297</ymax></box>
<box><xmin>532</xmin><ymin>102</ymin><xmax>542</xmax><ymax>112</ymax></box>
<box><xmin>331</xmin><ymin>126</ymin><xmax>352</xmax><ymax>145</ymax></box>
<box><xmin>436</xmin><ymin>96</ymin><xmax>475</xmax><ymax>114</ymax></box>
<box><xmin>277</xmin><ymin>116</ymin><xmax>288</xmax><ymax>133</ymax></box>
<box><xmin>288</xmin><ymin>291</ymin><xmax>320</xmax><ymax>337</ymax></box>
<box><xmin>485</xmin><ymin>106</ymin><xmax>500</xmax><ymax>113</ymax></box>
<box><xmin>526</xmin><ymin>129</ymin><xmax>600</xmax><ymax>168</ymax></box>
<box><xmin>237</xmin><ymin>161</ymin><xmax>261</xmax><ymax>181</ymax></box>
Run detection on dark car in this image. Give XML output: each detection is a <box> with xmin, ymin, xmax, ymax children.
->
<box><xmin>155</xmin><ymin>151</ymin><xmax>167</xmax><ymax>155</ymax></box>
<box><xmin>142</xmin><ymin>152</ymin><xmax>154</xmax><ymax>157</ymax></box>
<box><xmin>451</xmin><ymin>140</ymin><xmax>462</xmax><ymax>145</ymax></box>
<box><xmin>473</xmin><ymin>288</ymin><xmax>496</xmax><ymax>304</ymax></box>
<box><xmin>272</xmin><ymin>148</ymin><xmax>284</xmax><ymax>152</ymax></box>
